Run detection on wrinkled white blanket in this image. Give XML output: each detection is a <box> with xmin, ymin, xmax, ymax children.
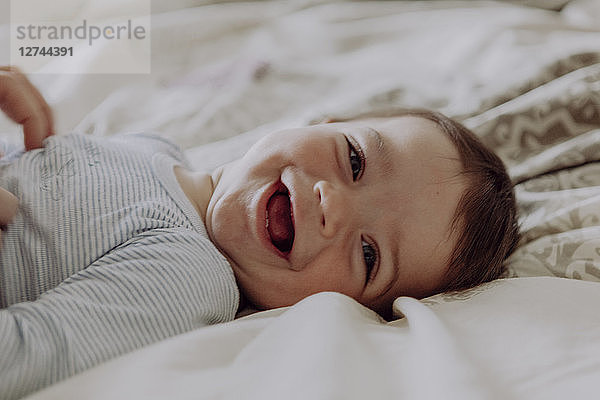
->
<box><xmin>26</xmin><ymin>278</ymin><xmax>600</xmax><ymax>400</ymax></box>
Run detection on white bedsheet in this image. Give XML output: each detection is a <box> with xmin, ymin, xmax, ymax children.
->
<box><xmin>25</xmin><ymin>277</ymin><xmax>600</xmax><ymax>400</ymax></box>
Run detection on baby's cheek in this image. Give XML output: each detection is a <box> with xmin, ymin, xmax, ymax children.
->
<box><xmin>303</xmin><ymin>256</ymin><xmax>362</xmax><ymax>297</ymax></box>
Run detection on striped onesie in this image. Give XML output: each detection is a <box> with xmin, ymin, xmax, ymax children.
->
<box><xmin>0</xmin><ymin>133</ymin><xmax>239</xmax><ymax>399</ymax></box>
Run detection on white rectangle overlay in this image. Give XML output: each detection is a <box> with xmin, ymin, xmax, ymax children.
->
<box><xmin>10</xmin><ymin>0</ymin><xmax>151</xmax><ymax>74</ymax></box>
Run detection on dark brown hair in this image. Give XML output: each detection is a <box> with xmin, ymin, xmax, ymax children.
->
<box><xmin>414</xmin><ymin>109</ymin><xmax>520</xmax><ymax>292</ymax></box>
<box><xmin>317</xmin><ymin>108</ymin><xmax>520</xmax><ymax>294</ymax></box>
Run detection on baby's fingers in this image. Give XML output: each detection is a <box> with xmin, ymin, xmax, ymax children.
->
<box><xmin>0</xmin><ymin>66</ymin><xmax>54</xmax><ymax>150</ymax></box>
<box><xmin>0</xmin><ymin>187</ymin><xmax>18</xmax><ymax>229</ymax></box>
<box><xmin>14</xmin><ymin>67</ymin><xmax>55</xmax><ymax>137</ymax></box>
<box><xmin>22</xmin><ymin>106</ymin><xmax>50</xmax><ymax>151</ymax></box>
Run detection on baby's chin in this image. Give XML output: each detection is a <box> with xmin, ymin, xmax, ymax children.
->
<box><xmin>239</xmin><ymin>284</ymin><xmax>303</xmax><ymax>312</ymax></box>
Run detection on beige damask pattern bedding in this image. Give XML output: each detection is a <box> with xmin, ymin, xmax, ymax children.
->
<box><xmin>464</xmin><ymin>56</ymin><xmax>600</xmax><ymax>281</ymax></box>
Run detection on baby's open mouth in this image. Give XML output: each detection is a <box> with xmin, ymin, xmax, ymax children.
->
<box><xmin>266</xmin><ymin>184</ymin><xmax>295</xmax><ymax>255</ymax></box>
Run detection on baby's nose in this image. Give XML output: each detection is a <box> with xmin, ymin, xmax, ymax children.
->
<box><xmin>313</xmin><ymin>180</ymin><xmax>349</xmax><ymax>239</ymax></box>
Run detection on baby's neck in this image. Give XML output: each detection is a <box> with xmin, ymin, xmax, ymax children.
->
<box><xmin>173</xmin><ymin>166</ymin><xmax>213</xmax><ymax>222</ymax></box>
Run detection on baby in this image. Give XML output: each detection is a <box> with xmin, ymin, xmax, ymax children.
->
<box><xmin>0</xmin><ymin>68</ymin><xmax>519</xmax><ymax>398</ymax></box>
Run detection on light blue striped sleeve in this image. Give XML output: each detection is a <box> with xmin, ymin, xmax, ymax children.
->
<box><xmin>0</xmin><ymin>228</ymin><xmax>238</xmax><ymax>400</ymax></box>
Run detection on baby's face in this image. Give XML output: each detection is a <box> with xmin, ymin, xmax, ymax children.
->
<box><xmin>205</xmin><ymin>116</ymin><xmax>467</xmax><ymax>315</ymax></box>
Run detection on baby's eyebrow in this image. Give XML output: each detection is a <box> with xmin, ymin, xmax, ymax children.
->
<box><xmin>370</xmin><ymin>127</ymin><xmax>385</xmax><ymax>152</ymax></box>
<box><xmin>367</xmin><ymin>126</ymin><xmax>385</xmax><ymax>154</ymax></box>
<box><xmin>365</xmin><ymin>127</ymin><xmax>394</xmax><ymax>176</ymax></box>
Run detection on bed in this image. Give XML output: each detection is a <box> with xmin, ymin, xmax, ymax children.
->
<box><xmin>0</xmin><ymin>0</ymin><xmax>599</xmax><ymax>398</ymax></box>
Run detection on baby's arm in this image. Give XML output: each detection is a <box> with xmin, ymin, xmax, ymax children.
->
<box><xmin>0</xmin><ymin>67</ymin><xmax>54</xmax><ymax>242</ymax></box>
<box><xmin>0</xmin><ymin>66</ymin><xmax>54</xmax><ymax>150</ymax></box>
<box><xmin>0</xmin><ymin>230</ymin><xmax>237</xmax><ymax>400</ymax></box>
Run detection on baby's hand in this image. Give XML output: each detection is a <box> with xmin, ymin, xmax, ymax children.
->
<box><xmin>0</xmin><ymin>66</ymin><xmax>54</xmax><ymax>151</ymax></box>
<box><xmin>0</xmin><ymin>187</ymin><xmax>18</xmax><ymax>241</ymax></box>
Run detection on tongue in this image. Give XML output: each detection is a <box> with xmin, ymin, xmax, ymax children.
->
<box><xmin>267</xmin><ymin>193</ymin><xmax>294</xmax><ymax>252</ymax></box>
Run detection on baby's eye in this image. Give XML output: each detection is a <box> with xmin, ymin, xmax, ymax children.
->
<box><xmin>346</xmin><ymin>136</ymin><xmax>364</xmax><ymax>181</ymax></box>
<box><xmin>362</xmin><ymin>239</ymin><xmax>378</xmax><ymax>283</ymax></box>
